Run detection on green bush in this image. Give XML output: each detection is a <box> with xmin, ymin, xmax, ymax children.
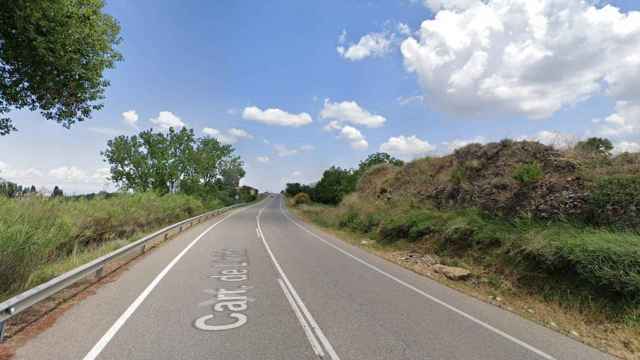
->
<box><xmin>450</xmin><ymin>165</ymin><xmax>467</xmax><ymax>185</ymax></box>
<box><xmin>589</xmin><ymin>175</ymin><xmax>640</xmax><ymax>229</ymax></box>
<box><xmin>377</xmin><ymin>209</ymin><xmax>450</xmax><ymax>243</ymax></box>
<box><xmin>512</xmin><ymin>161</ymin><xmax>544</xmax><ymax>185</ymax></box>
<box><xmin>522</xmin><ymin>228</ymin><xmax>640</xmax><ymax>300</ymax></box>
<box><xmin>0</xmin><ymin>193</ymin><xmax>208</xmax><ymax>297</ymax></box>
<box><xmin>292</xmin><ymin>192</ymin><xmax>311</xmax><ymax>206</ymax></box>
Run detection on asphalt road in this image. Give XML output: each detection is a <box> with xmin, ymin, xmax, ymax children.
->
<box><xmin>16</xmin><ymin>195</ymin><xmax>612</xmax><ymax>360</ymax></box>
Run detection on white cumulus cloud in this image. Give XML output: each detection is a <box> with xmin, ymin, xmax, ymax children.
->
<box><xmin>228</xmin><ymin>128</ymin><xmax>254</xmax><ymax>140</ymax></box>
<box><xmin>242</xmin><ymin>106</ymin><xmax>312</xmax><ymax>127</ymax></box>
<box><xmin>613</xmin><ymin>141</ymin><xmax>640</xmax><ymax>155</ymax></box>
<box><xmin>122</xmin><ymin>110</ymin><xmax>139</xmax><ymax>128</ymax></box>
<box><xmin>48</xmin><ymin>166</ymin><xmax>89</xmax><ymax>183</ymax></box>
<box><xmin>442</xmin><ymin>136</ymin><xmax>487</xmax><ymax>153</ymax></box>
<box><xmin>398</xmin><ymin>22</ymin><xmax>412</xmax><ymax>36</ymax></box>
<box><xmin>339</xmin><ymin>126</ymin><xmax>369</xmax><ymax>150</ymax></box>
<box><xmin>401</xmin><ymin>0</ymin><xmax>640</xmax><ymax>119</ymax></box>
<box><xmin>337</xmin><ymin>32</ymin><xmax>393</xmax><ymax>61</ymax></box>
<box><xmin>595</xmin><ymin>101</ymin><xmax>640</xmax><ymax>137</ymax></box>
<box><xmin>257</xmin><ymin>156</ymin><xmax>270</xmax><ymax>163</ymax></box>
<box><xmin>516</xmin><ymin>131</ymin><xmax>579</xmax><ymax>150</ymax></box>
<box><xmin>320</xmin><ymin>99</ymin><xmax>386</xmax><ymax>128</ymax></box>
<box><xmin>150</xmin><ymin>111</ymin><xmax>185</xmax><ymax>130</ymax></box>
<box><xmin>531</xmin><ymin>131</ymin><xmax>579</xmax><ymax>150</ymax></box>
<box><xmin>423</xmin><ymin>0</ymin><xmax>480</xmax><ymax>12</ymax></box>
<box><xmin>380</xmin><ymin>135</ymin><xmax>435</xmax><ymax>159</ymax></box>
<box><xmin>203</xmin><ymin>127</ymin><xmax>253</xmax><ymax>145</ymax></box>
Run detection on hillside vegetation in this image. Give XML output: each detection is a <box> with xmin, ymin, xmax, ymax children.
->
<box><xmin>289</xmin><ymin>139</ymin><xmax>640</xmax><ymax>351</ymax></box>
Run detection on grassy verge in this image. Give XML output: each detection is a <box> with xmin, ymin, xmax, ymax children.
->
<box><xmin>0</xmin><ymin>192</ymin><xmax>216</xmax><ymax>301</ymax></box>
<box><xmin>290</xmin><ymin>197</ymin><xmax>640</xmax><ymax>359</ymax></box>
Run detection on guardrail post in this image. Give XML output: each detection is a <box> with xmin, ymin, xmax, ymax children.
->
<box><xmin>95</xmin><ymin>267</ymin><xmax>104</xmax><ymax>279</ymax></box>
<box><xmin>0</xmin><ymin>320</ymin><xmax>6</xmax><ymax>343</ymax></box>
<box><xmin>141</xmin><ymin>244</ymin><xmax>146</xmax><ymax>254</ymax></box>
<box><xmin>164</xmin><ymin>233</ymin><xmax>169</xmax><ymax>241</ymax></box>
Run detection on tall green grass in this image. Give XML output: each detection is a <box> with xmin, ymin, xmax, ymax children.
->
<box><xmin>0</xmin><ymin>193</ymin><xmax>210</xmax><ymax>298</ymax></box>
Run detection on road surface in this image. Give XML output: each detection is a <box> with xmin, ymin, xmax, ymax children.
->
<box><xmin>16</xmin><ymin>195</ymin><xmax>611</xmax><ymax>359</ymax></box>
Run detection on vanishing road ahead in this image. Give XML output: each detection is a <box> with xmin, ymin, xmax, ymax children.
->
<box><xmin>17</xmin><ymin>195</ymin><xmax>611</xmax><ymax>360</ymax></box>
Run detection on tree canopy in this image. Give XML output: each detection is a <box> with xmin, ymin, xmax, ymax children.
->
<box><xmin>102</xmin><ymin>127</ymin><xmax>245</xmax><ymax>204</ymax></box>
<box><xmin>0</xmin><ymin>0</ymin><xmax>122</xmax><ymax>135</ymax></box>
<box><xmin>357</xmin><ymin>152</ymin><xmax>403</xmax><ymax>175</ymax></box>
<box><xmin>575</xmin><ymin>137</ymin><xmax>613</xmax><ymax>157</ymax></box>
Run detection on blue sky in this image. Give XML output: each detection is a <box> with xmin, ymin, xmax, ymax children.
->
<box><xmin>1</xmin><ymin>0</ymin><xmax>640</xmax><ymax>193</ymax></box>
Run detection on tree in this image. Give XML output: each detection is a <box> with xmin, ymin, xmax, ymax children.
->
<box><xmin>312</xmin><ymin>166</ymin><xmax>358</xmax><ymax>205</ymax></box>
<box><xmin>357</xmin><ymin>152</ymin><xmax>403</xmax><ymax>175</ymax></box>
<box><xmin>0</xmin><ymin>0</ymin><xmax>122</xmax><ymax>135</ymax></box>
<box><xmin>575</xmin><ymin>137</ymin><xmax>613</xmax><ymax>157</ymax></box>
<box><xmin>102</xmin><ymin>127</ymin><xmax>246</xmax><ymax>204</ymax></box>
<box><xmin>0</xmin><ymin>179</ymin><xmax>19</xmax><ymax>197</ymax></box>
<box><xmin>284</xmin><ymin>182</ymin><xmax>314</xmax><ymax>197</ymax></box>
<box><xmin>52</xmin><ymin>185</ymin><xmax>64</xmax><ymax>197</ymax></box>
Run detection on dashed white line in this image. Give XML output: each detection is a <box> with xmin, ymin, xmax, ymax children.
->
<box><xmin>278</xmin><ymin>198</ymin><xmax>557</xmax><ymax>360</ymax></box>
<box><xmin>257</xmin><ymin>203</ymin><xmax>340</xmax><ymax>360</ymax></box>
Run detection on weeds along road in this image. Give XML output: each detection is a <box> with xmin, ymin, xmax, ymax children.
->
<box><xmin>16</xmin><ymin>195</ymin><xmax>612</xmax><ymax>360</ymax></box>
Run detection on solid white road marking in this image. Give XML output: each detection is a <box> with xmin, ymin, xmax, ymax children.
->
<box><xmin>82</xmin><ymin>204</ymin><xmax>257</xmax><ymax>360</ymax></box>
<box><xmin>278</xmin><ymin>198</ymin><xmax>557</xmax><ymax>360</ymax></box>
<box><xmin>257</xmin><ymin>204</ymin><xmax>341</xmax><ymax>360</ymax></box>
<box><xmin>277</xmin><ymin>278</ymin><xmax>325</xmax><ymax>357</ymax></box>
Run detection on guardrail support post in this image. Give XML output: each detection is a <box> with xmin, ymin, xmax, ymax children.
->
<box><xmin>141</xmin><ymin>244</ymin><xmax>146</xmax><ymax>254</ymax></box>
<box><xmin>0</xmin><ymin>320</ymin><xmax>6</xmax><ymax>343</ymax></box>
<box><xmin>95</xmin><ymin>267</ymin><xmax>104</xmax><ymax>279</ymax></box>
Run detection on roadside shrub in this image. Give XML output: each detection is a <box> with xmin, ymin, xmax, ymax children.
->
<box><xmin>292</xmin><ymin>192</ymin><xmax>311</xmax><ymax>206</ymax></box>
<box><xmin>589</xmin><ymin>175</ymin><xmax>640</xmax><ymax>230</ymax></box>
<box><xmin>435</xmin><ymin>211</ymin><xmax>506</xmax><ymax>253</ymax></box>
<box><xmin>512</xmin><ymin>162</ymin><xmax>544</xmax><ymax>185</ymax></box>
<box><xmin>377</xmin><ymin>209</ymin><xmax>450</xmax><ymax>243</ymax></box>
<box><xmin>522</xmin><ymin>228</ymin><xmax>640</xmax><ymax>300</ymax></box>
<box><xmin>338</xmin><ymin>210</ymin><xmax>382</xmax><ymax>234</ymax></box>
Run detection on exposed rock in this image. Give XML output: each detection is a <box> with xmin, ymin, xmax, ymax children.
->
<box><xmin>421</xmin><ymin>254</ymin><xmax>440</xmax><ymax>266</ymax></box>
<box><xmin>432</xmin><ymin>264</ymin><xmax>471</xmax><ymax>280</ymax></box>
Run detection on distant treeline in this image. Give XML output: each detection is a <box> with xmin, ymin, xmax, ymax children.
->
<box><xmin>285</xmin><ymin>152</ymin><xmax>403</xmax><ymax>205</ymax></box>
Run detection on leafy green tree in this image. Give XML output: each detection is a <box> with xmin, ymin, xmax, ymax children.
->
<box><xmin>575</xmin><ymin>137</ymin><xmax>613</xmax><ymax>157</ymax></box>
<box><xmin>52</xmin><ymin>185</ymin><xmax>64</xmax><ymax>197</ymax></box>
<box><xmin>0</xmin><ymin>179</ymin><xmax>19</xmax><ymax>197</ymax></box>
<box><xmin>0</xmin><ymin>0</ymin><xmax>122</xmax><ymax>135</ymax></box>
<box><xmin>312</xmin><ymin>166</ymin><xmax>358</xmax><ymax>205</ymax></box>
<box><xmin>285</xmin><ymin>183</ymin><xmax>303</xmax><ymax>197</ymax></box>
<box><xmin>103</xmin><ymin>127</ymin><xmax>245</xmax><ymax>204</ymax></box>
<box><xmin>285</xmin><ymin>183</ymin><xmax>314</xmax><ymax>197</ymax></box>
<box><xmin>357</xmin><ymin>152</ymin><xmax>403</xmax><ymax>175</ymax></box>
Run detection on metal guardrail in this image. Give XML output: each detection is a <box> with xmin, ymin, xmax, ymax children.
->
<box><xmin>0</xmin><ymin>202</ymin><xmax>247</xmax><ymax>342</ymax></box>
